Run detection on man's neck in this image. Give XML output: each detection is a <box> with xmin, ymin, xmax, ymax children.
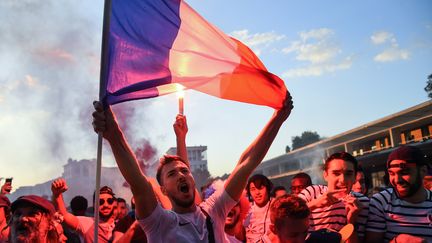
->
<box><xmin>255</xmin><ymin>198</ymin><xmax>270</xmax><ymax>208</ymax></box>
<box><xmin>173</xmin><ymin>204</ymin><xmax>196</xmax><ymax>214</ymax></box>
<box><xmin>99</xmin><ymin>215</ymin><xmax>115</xmax><ymax>224</ymax></box>
<box><xmin>401</xmin><ymin>187</ymin><xmax>427</xmax><ymax>203</ymax></box>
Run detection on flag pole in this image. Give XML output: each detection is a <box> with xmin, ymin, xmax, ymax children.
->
<box><xmin>95</xmin><ymin>0</ymin><xmax>112</xmax><ymax>242</ymax></box>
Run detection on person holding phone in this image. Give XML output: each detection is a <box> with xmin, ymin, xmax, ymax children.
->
<box><xmin>1</xmin><ymin>178</ymin><xmax>12</xmax><ymax>195</ymax></box>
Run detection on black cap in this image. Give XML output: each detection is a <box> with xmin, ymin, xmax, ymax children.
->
<box><xmin>387</xmin><ymin>146</ymin><xmax>427</xmax><ymax>168</ymax></box>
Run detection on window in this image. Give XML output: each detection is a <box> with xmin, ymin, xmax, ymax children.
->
<box><xmin>371</xmin><ymin>171</ymin><xmax>386</xmax><ymax>189</ymax></box>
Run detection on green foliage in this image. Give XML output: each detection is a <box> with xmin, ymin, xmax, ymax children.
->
<box><xmin>291</xmin><ymin>131</ymin><xmax>321</xmax><ymax>150</ymax></box>
<box><xmin>425</xmin><ymin>73</ymin><xmax>432</xmax><ymax>99</ymax></box>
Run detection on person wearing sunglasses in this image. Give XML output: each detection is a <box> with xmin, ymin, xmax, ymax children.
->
<box><xmin>51</xmin><ymin>179</ymin><xmax>117</xmax><ymax>242</ymax></box>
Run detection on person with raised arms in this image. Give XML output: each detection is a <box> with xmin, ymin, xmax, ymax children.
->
<box><xmin>91</xmin><ymin>93</ymin><xmax>293</xmax><ymax>243</ymax></box>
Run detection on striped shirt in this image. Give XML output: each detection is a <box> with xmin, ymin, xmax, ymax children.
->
<box><xmin>366</xmin><ymin>188</ymin><xmax>432</xmax><ymax>242</ymax></box>
<box><xmin>298</xmin><ymin>185</ymin><xmax>369</xmax><ymax>238</ymax></box>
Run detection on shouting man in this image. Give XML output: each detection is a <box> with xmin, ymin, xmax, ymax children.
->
<box><xmin>92</xmin><ymin>93</ymin><xmax>292</xmax><ymax>242</ymax></box>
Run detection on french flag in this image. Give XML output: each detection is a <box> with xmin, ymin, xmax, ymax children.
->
<box><xmin>101</xmin><ymin>0</ymin><xmax>288</xmax><ymax>109</ymax></box>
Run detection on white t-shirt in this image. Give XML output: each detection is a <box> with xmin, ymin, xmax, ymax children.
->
<box><xmin>76</xmin><ymin>216</ymin><xmax>115</xmax><ymax>243</ymax></box>
<box><xmin>225</xmin><ymin>233</ymin><xmax>243</xmax><ymax>243</ymax></box>
<box><xmin>139</xmin><ymin>189</ymin><xmax>237</xmax><ymax>243</ymax></box>
<box><xmin>244</xmin><ymin>200</ymin><xmax>272</xmax><ymax>243</ymax></box>
<box><xmin>367</xmin><ymin>188</ymin><xmax>432</xmax><ymax>242</ymax></box>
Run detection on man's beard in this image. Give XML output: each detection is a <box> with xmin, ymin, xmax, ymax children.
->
<box><xmin>394</xmin><ymin>171</ymin><xmax>422</xmax><ymax>198</ymax></box>
<box><xmin>13</xmin><ymin>222</ymin><xmax>44</xmax><ymax>243</ymax></box>
<box><xmin>99</xmin><ymin>208</ymin><xmax>114</xmax><ymax>221</ymax></box>
<box><xmin>170</xmin><ymin>189</ymin><xmax>195</xmax><ymax>208</ymax></box>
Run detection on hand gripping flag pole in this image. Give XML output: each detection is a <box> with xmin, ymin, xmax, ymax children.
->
<box><xmin>94</xmin><ymin>0</ymin><xmax>112</xmax><ymax>242</ymax></box>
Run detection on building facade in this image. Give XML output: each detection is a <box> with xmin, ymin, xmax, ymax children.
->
<box><xmin>9</xmin><ymin>158</ymin><xmax>132</xmax><ymax>206</ymax></box>
<box><xmin>256</xmin><ymin>100</ymin><xmax>432</xmax><ymax>193</ymax></box>
<box><xmin>166</xmin><ymin>146</ymin><xmax>208</xmax><ymax>172</ymax></box>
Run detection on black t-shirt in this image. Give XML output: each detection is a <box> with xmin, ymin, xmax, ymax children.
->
<box><xmin>113</xmin><ymin>211</ymin><xmax>147</xmax><ymax>243</ymax></box>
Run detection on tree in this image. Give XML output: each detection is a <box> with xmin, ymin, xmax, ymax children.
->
<box><xmin>425</xmin><ymin>73</ymin><xmax>432</xmax><ymax>98</ymax></box>
<box><xmin>285</xmin><ymin>145</ymin><xmax>291</xmax><ymax>153</ymax></box>
<box><xmin>291</xmin><ymin>131</ymin><xmax>321</xmax><ymax>150</ymax></box>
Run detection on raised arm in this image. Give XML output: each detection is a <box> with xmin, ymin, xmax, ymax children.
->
<box><xmin>173</xmin><ymin>114</ymin><xmax>202</xmax><ymax>204</ymax></box>
<box><xmin>92</xmin><ymin>101</ymin><xmax>158</xmax><ymax>219</ymax></box>
<box><xmin>51</xmin><ymin>178</ymin><xmax>80</xmax><ymax>230</ymax></box>
<box><xmin>112</xmin><ymin>220</ymin><xmax>141</xmax><ymax>243</ymax></box>
<box><xmin>225</xmin><ymin>93</ymin><xmax>293</xmax><ymax>201</ymax></box>
<box><xmin>173</xmin><ymin>114</ymin><xmax>189</xmax><ymax>166</ymax></box>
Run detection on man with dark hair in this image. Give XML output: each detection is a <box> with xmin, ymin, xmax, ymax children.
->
<box><xmin>52</xmin><ymin>180</ymin><xmax>117</xmax><ymax>242</ymax></box>
<box><xmin>112</xmin><ymin>114</ymin><xmax>191</xmax><ymax>243</ymax></box>
<box><xmin>366</xmin><ymin>145</ymin><xmax>432</xmax><ymax>242</ymax></box>
<box><xmin>0</xmin><ymin>195</ymin><xmax>11</xmax><ymax>241</ymax></box>
<box><xmin>244</xmin><ymin>174</ymin><xmax>274</xmax><ymax>242</ymax></box>
<box><xmin>116</xmin><ymin>198</ymin><xmax>128</xmax><ymax>220</ymax></box>
<box><xmin>224</xmin><ymin>194</ymin><xmax>249</xmax><ymax>243</ymax></box>
<box><xmin>352</xmin><ymin>166</ymin><xmax>368</xmax><ymax>196</ymax></box>
<box><xmin>70</xmin><ymin>195</ymin><xmax>88</xmax><ymax>216</ymax></box>
<box><xmin>112</xmin><ymin>196</ymin><xmax>147</xmax><ymax>243</ymax></box>
<box><xmin>9</xmin><ymin>195</ymin><xmax>59</xmax><ymax>243</ymax></box>
<box><xmin>269</xmin><ymin>194</ymin><xmax>310</xmax><ymax>243</ymax></box>
<box><xmin>272</xmin><ymin>186</ymin><xmax>287</xmax><ymax>198</ymax></box>
<box><xmin>290</xmin><ymin>172</ymin><xmax>312</xmax><ymax>195</ymax></box>
<box><xmin>299</xmin><ymin>152</ymin><xmax>369</xmax><ymax>242</ymax></box>
<box><xmin>63</xmin><ymin>195</ymin><xmax>88</xmax><ymax>243</ymax></box>
<box><xmin>92</xmin><ymin>94</ymin><xmax>293</xmax><ymax>242</ymax></box>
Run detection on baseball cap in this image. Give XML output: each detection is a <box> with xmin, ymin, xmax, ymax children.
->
<box><xmin>386</xmin><ymin>145</ymin><xmax>427</xmax><ymax>168</ymax></box>
<box><xmin>11</xmin><ymin>195</ymin><xmax>56</xmax><ymax>216</ymax></box>
<box><xmin>100</xmin><ymin>186</ymin><xmax>115</xmax><ymax>196</ymax></box>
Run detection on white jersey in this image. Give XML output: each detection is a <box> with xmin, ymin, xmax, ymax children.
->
<box><xmin>244</xmin><ymin>200</ymin><xmax>272</xmax><ymax>243</ymax></box>
<box><xmin>367</xmin><ymin>188</ymin><xmax>432</xmax><ymax>242</ymax></box>
<box><xmin>298</xmin><ymin>185</ymin><xmax>369</xmax><ymax>238</ymax></box>
<box><xmin>139</xmin><ymin>189</ymin><xmax>236</xmax><ymax>243</ymax></box>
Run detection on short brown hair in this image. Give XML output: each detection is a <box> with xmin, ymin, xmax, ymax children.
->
<box><xmin>156</xmin><ymin>155</ymin><xmax>189</xmax><ymax>185</ymax></box>
<box><xmin>270</xmin><ymin>194</ymin><xmax>310</xmax><ymax>225</ymax></box>
<box><xmin>324</xmin><ymin>152</ymin><xmax>358</xmax><ymax>173</ymax></box>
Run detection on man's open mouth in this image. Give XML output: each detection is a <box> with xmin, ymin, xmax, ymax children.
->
<box><xmin>16</xmin><ymin>224</ymin><xmax>30</xmax><ymax>233</ymax></box>
<box><xmin>179</xmin><ymin>183</ymin><xmax>189</xmax><ymax>193</ymax></box>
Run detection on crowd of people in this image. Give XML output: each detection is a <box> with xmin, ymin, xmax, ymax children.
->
<box><xmin>1</xmin><ymin>96</ymin><xmax>432</xmax><ymax>242</ymax></box>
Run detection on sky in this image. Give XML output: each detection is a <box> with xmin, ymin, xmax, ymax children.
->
<box><xmin>0</xmin><ymin>0</ymin><xmax>431</xmax><ymax>190</ymax></box>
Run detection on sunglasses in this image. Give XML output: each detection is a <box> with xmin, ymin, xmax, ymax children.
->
<box><xmin>100</xmin><ymin>198</ymin><xmax>115</xmax><ymax>205</ymax></box>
